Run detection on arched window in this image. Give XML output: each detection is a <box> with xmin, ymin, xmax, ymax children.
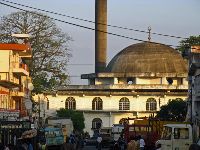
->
<box><xmin>65</xmin><ymin>97</ymin><xmax>76</xmax><ymax>110</ymax></box>
<box><xmin>92</xmin><ymin>118</ymin><xmax>102</xmax><ymax>129</ymax></box>
<box><xmin>119</xmin><ymin>97</ymin><xmax>130</xmax><ymax>110</ymax></box>
<box><xmin>92</xmin><ymin>97</ymin><xmax>103</xmax><ymax>110</ymax></box>
<box><xmin>146</xmin><ymin>98</ymin><xmax>157</xmax><ymax>111</ymax></box>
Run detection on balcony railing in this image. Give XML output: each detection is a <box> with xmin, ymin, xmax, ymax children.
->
<box><xmin>12</xmin><ymin>62</ymin><xmax>29</xmax><ymax>76</ymax></box>
<box><xmin>0</xmin><ymin>73</ymin><xmax>20</xmax><ymax>88</ymax></box>
<box><xmin>10</xmin><ymin>91</ymin><xmax>24</xmax><ymax>97</ymax></box>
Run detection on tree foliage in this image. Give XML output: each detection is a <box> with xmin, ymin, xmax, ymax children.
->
<box><xmin>0</xmin><ymin>11</ymin><xmax>72</xmax><ymax>93</ymax></box>
<box><xmin>156</xmin><ymin>98</ymin><xmax>187</xmax><ymax>121</ymax></box>
<box><xmin>178</xmin><ymin>35</ymin><xmax>200</xmax><ymax>52</ymax></box>
<box><xmin>56</xmin><ymin>108</ymin><xmax>85</xmax><ymax>132</ymax></box>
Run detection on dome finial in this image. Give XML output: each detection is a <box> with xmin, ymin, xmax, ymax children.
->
<box><xmin>148</xmin><ymin>26</ymin><xmax>151</xmax><ymax>42</ymax></box>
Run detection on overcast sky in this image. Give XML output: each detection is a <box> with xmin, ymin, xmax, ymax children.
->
<box><xmin>1</xmin><ymin>0</ymin><xmax>200</xmax><ymax>84</ymax></box>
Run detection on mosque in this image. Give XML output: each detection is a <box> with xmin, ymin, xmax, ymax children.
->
<box><xmin>44</xmin><ymin>0</ymin><xmax>188</xmax><ymax>136</ymax></box>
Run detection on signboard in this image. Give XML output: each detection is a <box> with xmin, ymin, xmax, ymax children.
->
<box><xmin>0</xmin><ymin>120</ymin><xmax>31</xmax><ymax>129</ymax></box>
<box><xmin>0</xmin><ymin>109</ymin><xmax>20</xmax><ymax>119</ymax></box>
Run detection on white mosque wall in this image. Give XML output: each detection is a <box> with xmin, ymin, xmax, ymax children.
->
<box><xmin>136</xmin><ymin>78</ymin><xmax>161</xmax><ymax>84</ymax></box>
<box><xmin>42</xmin><ymin>93</ymin><xmax>186</xmax><ymax>136</ymax></box>
<box><xmin>83</xmin><ymin>111</ymin><xmax>156</xmax><ymax>137</ymax></box>
<box><xmin>95</xmin><ymin>78</ymin><xmax>114</xmax><ymax>85</ymax></box>
<box><xmin>44</xmin><ymin>94</ymin><xmax>186</xmax><ymax>118</ymax></box>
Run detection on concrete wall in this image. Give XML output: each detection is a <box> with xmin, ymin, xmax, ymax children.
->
<box><xmin>96</xmin><ymin>77</ymin><xmax>188</xmax><ymax>86</ymax></box>
<box><xmin>95</xmin><ymin>78</ymin><xmax>113</xmax><ymax>85</ymax></box>
<box><xmin>0</xmin><ymin>51</ymin><xmax>10</xmax><ymax>72</ymax></box>
<box><xmin>136</xmin><ymin>78</ymin><xmax>161</xmax><ymax>84</ymax></box>
<box><xmin>44</xmin><ymin>93</ymin><xmax>186</xmax><ymax>136</ymax></box>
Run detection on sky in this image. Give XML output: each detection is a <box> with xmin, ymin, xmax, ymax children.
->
<box><xmin>0</xmin><ymin>0</ymin><xmax>200</xmax><ymax>85</ymax></box>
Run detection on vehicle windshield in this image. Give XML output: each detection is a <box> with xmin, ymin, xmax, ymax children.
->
<box><xmin>161</xmin><ymin>126</ymin><xmax>172</xmax><ymax>140</ymax></box>
<box><xmin>45</xmin><ymin>129</ymin><xmax>62</xmax><ymax>138</ymax></box>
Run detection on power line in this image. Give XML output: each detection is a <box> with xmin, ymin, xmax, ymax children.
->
<box><xmin>0</xmin><ymin>1</ymin><xmax>177</xmax><ymax>48</ymax></box>
<box><xmin>1</xmin><ymin>0</ymin><xmax>186</xmax><ymax>39</ymax></box>
<box><xmin>1</xmin><ymin>2</ymin><xmax>199</xmax><ymax>51</ymax></box>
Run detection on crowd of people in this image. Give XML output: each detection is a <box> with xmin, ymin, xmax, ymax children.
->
<box><xmin>92</xmin><ymin>133</ymin><xmax>146</xmax><ymax>150</ymax></box>
<box><xmin>60</xmin><ymin>133</ymin><xmax>84</xmax><ymax>150</ymax></box>
<box><xmin>0</xmin><ymin>139</ymin><xmax>34</xmax><ymax>150</ymax></box>
<box><xmin>111</xmin><ymin>135</ymin><xmax>145</xmax><ymax>150</ymax></box>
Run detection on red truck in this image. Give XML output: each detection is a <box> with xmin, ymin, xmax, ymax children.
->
<box><xmin>123</xmin><ymin>117</ymin><xmax>164</xmax><ymax>150</ymax></box>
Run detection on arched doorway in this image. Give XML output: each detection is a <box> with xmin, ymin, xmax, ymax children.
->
<box><xmin>92</xmin><ymin>118</ymin><xmax>102</xmax><ymax>137</ymax></box>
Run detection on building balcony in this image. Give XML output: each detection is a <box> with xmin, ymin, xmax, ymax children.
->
<box><xmin>0</xmin><ymin>73</ymin><xmax>21</xmax><ymax>88</ymax></box>
<box><xmin>0</xmin><ymin>80</ymin><xmax>21</xmax><ymax>88</ymax></box>
<box><xmin>18</xmin><ymin>50</ymin><xmax>32</xmax><ymax>60</ymax></box>
<box><xmin>13</xmin><ymin>63</ymin><xmax>29</xmax><ymax>76</ymax></box>
<box><xmin>10</xmin><ymin>91</ymin><xmax>25</xmax><ymax>97</ymax></box>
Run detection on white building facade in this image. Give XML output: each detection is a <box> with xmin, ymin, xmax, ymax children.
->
<box><xmin>44</xmin><ymin>42</ymin><xmax>188</xmax><ymax>136</ymax></box>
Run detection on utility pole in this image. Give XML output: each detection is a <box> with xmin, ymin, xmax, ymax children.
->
<box><xmin>38</xmin><ymin>95</ymin><xmax>41</xmax><ymax>128</ymax></box>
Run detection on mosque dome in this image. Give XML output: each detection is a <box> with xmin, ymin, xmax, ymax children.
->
<box><xmin>106</xmin><ymin>42</ymin><xmax>187</xmax><ymax>74</ymax></box>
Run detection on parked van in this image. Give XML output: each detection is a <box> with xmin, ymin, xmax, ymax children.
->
<box><xmin>156</xmin><ymin>124</ymin><xmax>193</xmax><ymax>150</ymax></box>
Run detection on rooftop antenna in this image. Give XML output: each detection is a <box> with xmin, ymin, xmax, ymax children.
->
<box><xmin>148</xmin><ymin>26</ymin><xmax>151</xmax><ymax>42</ymax></box>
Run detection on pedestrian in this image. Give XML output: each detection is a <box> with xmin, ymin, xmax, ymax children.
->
<box><xmin>117</xmin><ymin>137</ymin><xmax>125</xmax><ymax>150</ymax></box>
<box><xmin>3</xmin><ymin>145</ymin><xmax>9</xmax><ymax>150</ymax></box>
<box><xmin>75</xmin><ymin>134</ymin><xmax>80</xmax><ymax>150</ymax></box>
<box><xmin>138</xmin><ymin>135</ymin><xmax>145</xmax><ymax>150</ymax></box>
<box><xmin>28</xmin><ymin>140</ymin><xmax>33</xmax><ymax>150</ymax></box>
<box><xmin>38</xmin><ymin>139</ymin><xmax>47</xmax><ymax>150</ymax></box>
<box><xmin>13</xmin><ymin>135</ymin><xmax>17</xmax><ymax>147</ymax></box>
<box><xmin>69</xmin><ymin>133</ymin><xmax>76</xmax><ymax>149</ymax></box>
<box><xmin>61</xmin><ymin>136</ymin><xmax>75</xmax><ymax>150</ymax></box>
<box><xmin>113</xmin><ymin>141</ymin><xmax>120</xmax><ymax>150</ymax></box>
<box><xmin>127</xmin><ymin>136</ymin><xmax>137</xmax><ymax>150</ymax></box>
<box><xmin>96</xmin><ymin>135</ymin><xmax>102</xmax><ymax>150</ymax></box>
<box><xmin>21</xmin><ymin>140</ymin><xmax>28</xmax><ymax>150</ymax></box>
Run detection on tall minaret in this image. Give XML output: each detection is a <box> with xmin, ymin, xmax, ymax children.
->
<box><xmin>95</xmin><ymin>0</ymin><xmax>107</xmax><ymax>73</ymax></box>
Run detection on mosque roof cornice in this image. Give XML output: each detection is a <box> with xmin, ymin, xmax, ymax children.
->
<box><xmin>57</xmin><ymin>84</ymin><xmax>188</xmax><ymax>91</ymax></box>
<box><xmin>75</xmin><ymin>110</ymin><xmax>158</xmax><ymax>114</ymax></box>
<box><xmin>81</xmin><ymin>72</ymin><xmax>187</xmax><ymax>79</ymax></box>
<box><xmin>55</xmin><ymin>90</ymin><xmax>187</xmax><ymax>97</ymax></box>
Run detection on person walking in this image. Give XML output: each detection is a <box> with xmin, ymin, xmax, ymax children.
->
<box><xmin>3</xmin><ymin>145</ymin><xmax>9</xmax><ymax>150</ymax></box>
<box><xmin>96</xmin><ymin>135</ymin><xmax>102</xmax><ymax>150</ymax></box>
<box><xmin>138</xmin><ymin>135</ymin><xmax>145</xmax><ymax>150</ymax></box>
<box><xmin>127</xmin><ymin>136</ymin><xmax>137</xmax><ymax>150</ymax></box>
<box><xmin>61</xmin><ymin>136</ymin><xmax>75</xmax><ymax>150</ymax></box>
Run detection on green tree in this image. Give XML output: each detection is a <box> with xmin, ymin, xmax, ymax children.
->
<box><xmin>178</xmin><ymin>35</ymin><xmax>200</xmax><ymax>52</ymax></box>
<box><xmin>156</xmin><ymin>98</ymin><xmax>187</xmax><ymax>121</ymax></box>
<box><xmin>0</xmin><ymin>11</ymin><xmax>72</xmax><ymax>93</ymax></box>
<box><xmin>56</xmin><ymin>108</ymin><xmax>85</xmax><ymax>132</ymax></box>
